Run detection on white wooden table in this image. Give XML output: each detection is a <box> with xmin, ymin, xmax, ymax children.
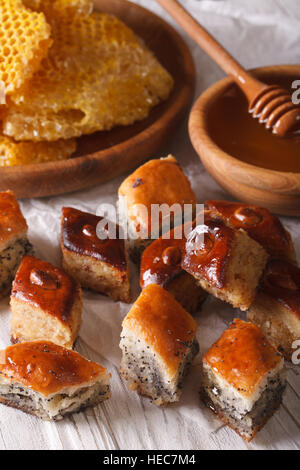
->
<box><xmin>0</xmin><ymin>0</ymin><xmax>299</xmax><ymax>450</ymax></box>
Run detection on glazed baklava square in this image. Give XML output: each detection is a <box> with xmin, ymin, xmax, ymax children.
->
<box><xmin>248</xmin><ymin>258</ymin><xmax>300</xmax><ymax>361</ymax></box>
<box><xmin>120</xmin><ymin>283</ymin><xmax>199</xmax><ymax>405</ymax></box>
<box><xmin>202</xmin><ymin>319</ymin><xmax>286</xmax><ymax>442</ymax></box>
<box><xmin>140</xmin><ymin>223</ymin><xmax>207</xmax><ymax>314</ymax></box>
<box><xmin>118</xmin><ymin>155</ymin><xmax>197</xmax><ymax>262</ymax></box>
<box><xmin>206</xmin><ymin>200</ymin><xmax>296</xmax><ymax>263</ymax></box>
<box><xmin>10</xmin><ymin>255</ymin><xmax>82</xmax><ymax>349</ymax></box>
<box><xmin>0</xmin><ymin>341</ymin><xmax>111</xmax><ymax>420</ymax></box>
<box><xmin>61</xmin><ymin>207</ymin><xmax>131</xmax><ymax>303</ymax></box>
<box><xmin>181</xmin><ymin>210</ymin><xmax>268</xmax><ymax>311</ymax></box>
<box><xmin>0</xmin><ymin>190</ymin><xmax>33</xmax><ymax>298</ymax></box>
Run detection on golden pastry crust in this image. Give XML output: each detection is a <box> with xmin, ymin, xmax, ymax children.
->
<box><xmin>11</xmin><ymin>255</ymin><xmax>80</xmax><ymax>324</ymax></box>
<box><xmin>247</xmin><ymin>259</ymin><xmax>300</xmax><ymax>360</ymax></box>
<box><xmin>140</xmin><ymin>225</ymin><xmax>187</xmax><ymax>289</ymax></box>
<box><xmin>206</xmin><ymin>200</ymin><xmax>296</xmax><ymax>263</ymax></box>
<box><xmin>257</xmin><ymin>258</ymin><xmax>300</xmax><ymax>319</ymax></box>
<box><xmin>0</xmin><ymin>341</ymin><xmax>107</xmax><ymax>397</ymax></box>
<box><xmin>122</xmin><ymin>284</ymin><xmax>198</xmax><ymax>378</ymax></box>
<box><xmin>61</xmin><ymin>207</ymin><xmax>127</xmax><ymax>271</ymax></box>
<box><xmin>0</xmin><ymin>190</ymin><xmax>28</xmax><ymax>251</ymax></box>
<box><xmin>181</xmin><ymin>210</ymin><xmax>268</xmax><ymax>310</ymax></box>
<box><xmin>140</xmin><ymin>223</ymin><xmax>207</xmax><ymax>313</ymax></box>
<box><xmin>0</xmin><ymin>190</ymin><xmax>32</xmax><ymax>299</ymax></box>
<box><xmin>203</xmin><ymin>319</ymin><xmax>283</xmax><ymax>399</ymax></box>
<box><xmin>118</xmin><ymin>156</ymin><xmax>197</xmax><ymax>235</ymax></box>
<box><xmin>10</xmin><ymin>255</ymin><xmax>82</xmax><ymax>348</ymax></box>
<box><xmin>61</xmin><ymin>207</ymin><xmax>131</xmax><ymax>303</ymax></box>
<box><xmin>181</xmin><ymin>212</ymin><xmax>234</xmax><ymax>289</ymax></box>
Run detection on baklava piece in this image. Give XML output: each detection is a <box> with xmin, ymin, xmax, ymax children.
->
<box><xmin>0</xmin><ymin>190</ymin><xmax>33</xmax><ymax>298</ymax></box>
<box><xmin>248</xmin><ymin>258</ymin><xmax>300</xmax><ymax>361</ymax></box>
<box><xmin>181</xmin><ymin>211</ymin><xmax>268</xmax><ymax>311</ymax></box>
<box><xmin>118</xmin><ymin>155</ymin><xmax>197</xmax><ymax>262</ymax></box>
<box><xmin>0</xmin><ymin>341</ymin><xmax>111</xmax><ymax>421</ymax></box>
<box><xmin>120</xmin><ymin>284</ymin><xmax>199</xmax><ymax>405</ymax></box>
<box><xmin>10</xmin><ymin>255</ymin><xmax>82</xmax><ymax>349</ymax></box>
<box><xmin>202</xmin><ymin>319</ymin><xmax>286</xmax><ymax>442</ymax></box>
<box><xmin>61</xmin><ymin>207</ymin><xmax>130</xmax><ymax>303</ymax></box>
<box><xmin>206</xmin><ymin>200</ymin><xmax>296</xmax><ymax>263</ymax></box>
<box><xmin>140</xmin><ymin>224</ymin><xmax>207</xmax><ymax>314</ymax></box>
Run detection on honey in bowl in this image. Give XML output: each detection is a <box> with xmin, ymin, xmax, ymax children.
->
<box><xmin>207</xmin><ymin>74</ymin><xmax>300</xmax><ymax>173</ymax></box>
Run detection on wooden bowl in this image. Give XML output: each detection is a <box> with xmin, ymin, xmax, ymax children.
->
<box><xmin>189</xmin><ymin>65</ymin><xmax>300</xmax><ymax>217</ymax></box>
<box><xmin>0</xmin><ymin>0</ymin><xmax>195</xmax><ymax>199</ymax></box>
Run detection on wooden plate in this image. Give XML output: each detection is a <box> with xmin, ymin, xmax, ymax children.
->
<box><xmin>0</xmin><ymin>0</ymin><xmax>195</xmax><ymax>199</ymax></box>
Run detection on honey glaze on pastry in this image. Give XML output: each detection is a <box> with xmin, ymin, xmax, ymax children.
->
<box><xmin>181</xmin><ymin>213</ymin><xmax>234</xmax><ymax>289</ymax></box>
<box><xmin>0</xmin><ymin>341</ymin><xmax>111</xmax><ymax>420</ymax></box>
<box><xmin>29</xmin><ymin>268</ymin><xmax>60</xmax><ymax>290</ymax></box>
<box><xmin>11</xmin><ymin>255</ymin><xmax>78</xmax><ymax>323</ymax></box>
<box><xmin>120</xmin><ymin>284</ymin><xmax>199</xmax><ymax>405</ymax></box>
<box><xmin>181</xmin><ymin>211</ymin><xmax>268</xmax><ymax>311</ymax></box>
<box><xmin>10</xmin><ymin>255</ymin><xmax>82</xmax><ymax>349</ymax></box>
<box><xmin>118</xmin><ymin>156</ymin><xmax>197</xmax><ymax>235</ymax></box>
<box><xmin>202</xmin><ymin>319</ymin><xmax>286</xmax><ymax>442</ymax></box>
<box><xmin>260</xmin><ymin>259</ymin><xmax>300</xmax><ymax>314</ymax></box>
<box><xmin>0</xmin><ymin>190</ymin><xmax>33</xmax><ymax>298</ymax></box>
<box><xmin>0</xmin><ymin>190</ymin><xmax>28</xmax><ymax>243</ymax></box>
<box><xmin>0</xmin><ymin>341</ymin><xmax>105</xmax><ymax>396</ymax></box>
<box><xmin>62</xmin><ymin>207</ymin><xmax>127</xmax><ymax>271</ymax></box>
<box><xmin>248</xmin><ymin>259</ymin><xmax>300</xmax><ymax>360</ymax></box>
<box><xmin>118</xmin><ymin>155</ymin><xmax>197</xmax><ymax>262</ymax></box>
<box><xmin>162</xmin><ymin>245</ymin><xmax>182</xmax><ymax>266</ymax></box>
<box><xmin>140</xmin><ymin>223</ymin><xmax>207</xmax><ymax>314</ymax></box>
<box><xmin>204</xmin><ymin>319</ymin><xmax>283</xmax><ymax>395</ymax></box>
<box><xmin>140</xmin><ymin>227</ymin><xmax>187</xmax><ymax>289</ymax></box>
<box><xmin>61</xmin><ymin>207</ymin><xmax>131</xmax><ymax>303</ymax></box>
<box><xmin>206</xmin><ymin>200</ymin><xmax>296</xmax><ymax>262</ymax></box>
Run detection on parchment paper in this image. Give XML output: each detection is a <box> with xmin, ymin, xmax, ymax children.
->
<box><xmin>0</xmin><ymin>0</ymin><xmax>299</xmax><ymax>447</ymax></box>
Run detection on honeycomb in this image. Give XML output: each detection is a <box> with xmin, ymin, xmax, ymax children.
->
<box><xmin>2</xmin><ymin>12</ymin><xmax>174</xmax><ymax>141</ymax></box>
<box><xmin>0</xmin><ymin>0</ymin><xmax>51</xmax><ymax>98</ymax></box>
<box><xmin>23</xmin><ymin>0</ymin><xmax>93</xmax><ymax>18</ymax></box>
<box><xmin>0</xmin><ymin>136</ymin><xmax>76</xmax><ymax>166</ymax></box>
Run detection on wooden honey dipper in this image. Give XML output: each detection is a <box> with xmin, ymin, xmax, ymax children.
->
<box><xmin>157</xmin><ymin>0</ymin><xmax>300</xmax><ymax>137</ymax></box>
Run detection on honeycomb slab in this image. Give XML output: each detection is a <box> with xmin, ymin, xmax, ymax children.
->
<box><xmin>2</xmin><ymin>12</ymin><xmax>174</xmax><ymax>141</ymax></box>
<box><xmin>23</xmin><ymin>0</ymin><xmax>93</xmax><ymax>18</ymax></box>
<box><xmin>0</xmin><ymin>136</ymin><xmax>76</xmax><ymax>166</ymax></box>
<box><xmin>0</xmin><ymin>0</ymin><xmax>51</xmax><ymax>98</ymax></box>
